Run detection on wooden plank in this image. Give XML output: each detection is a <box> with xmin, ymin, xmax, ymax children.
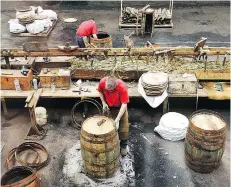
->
<box><xmin>11</xmin><ymin>19</ymin><xmax>57</xmax><ymax>37</ymax></box>
<box><xmin>0</xmin><ymin>82</ymin><xmax>208</xmax><ymax>99</ymax></box>
<box><xmin>2</xmin><ymin>47</ymin><xmax>230</xmax><ymax>57</ymax></box>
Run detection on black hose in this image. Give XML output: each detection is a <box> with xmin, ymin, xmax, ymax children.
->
<box><xmin>71</xmin><ymin>98</ymin><xmax>103</xmax><ymax>129</ymax></box>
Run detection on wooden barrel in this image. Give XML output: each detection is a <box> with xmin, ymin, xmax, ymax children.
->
<box><xmin>90</xmin><ymin>31</ymin><xmax>113</xmax><ymax>48</ymax></box>
<box><xmin>1</xmin><ymin>166</ymin><xmax>40</xmax><ymax>187</ymax></box>
<box><xmin>185</xmin><ymin>110</ymin><xmax>226</xmax><ymax>173</ymax></box>
<box><xmin>80</xmin><ymin>115</ymin><xmax>120</xmax><ymax>178</ymax></box>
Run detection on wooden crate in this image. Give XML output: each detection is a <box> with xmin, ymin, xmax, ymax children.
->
<box><xmin>1</xmin><ymin>69</ymin><xmax>33</xmax><ymax>91</ymax></box>
<box><xmin>168</xmin><ymin>74</ymin><xmax>198</xmax><ymax>94</ymax></box>
<box><xmin>38</xmin><ymin>68</ymin><xmax>71</xmax><ymax>88</ymax></box>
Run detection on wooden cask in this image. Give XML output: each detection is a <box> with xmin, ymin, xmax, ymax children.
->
<box><xmin>90</xmin><ymin>32</ymin><xmax>113</xmax><ymax>48</ymax></box>
<box><xmin>185</xmin><ymin>110</ymin><xmax>226</xmax><ymax>173</ymax></box>
<box><xmin>80</xmin><ymin>115</ymin><xmax>120</xmax><ymax>178</ymax></box>
<box><xmin>38</xmin><ymin>68</ymin><xmax>70</xmax><ymax>88</ymax></box>
<box><xmin>1</xmin><ymin>69</ymin><xmax>33</xmax><ymax>91</ymax></box>
<box><xmin>1</xmin><ymin>166</ymin><xmax>40</xmax><ymax>187</ymax></box>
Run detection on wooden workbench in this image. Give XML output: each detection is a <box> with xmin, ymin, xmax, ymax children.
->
<box><xmin>1</xmin><ymin>82</ymin><xmax>208</xmax><ymax>119</ymax></box>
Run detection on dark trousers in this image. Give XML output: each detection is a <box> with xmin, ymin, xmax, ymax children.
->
<box><xmin>120</xmin><ymin>140</ymin><xmax>128</xmax><ymax>149</ymax></box>
<box><xmin>76</xmin><ymin>36</ymin><xmax>85</xmax><ymax>48</ymax></box>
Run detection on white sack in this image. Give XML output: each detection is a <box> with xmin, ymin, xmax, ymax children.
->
<box><xmin>9</xmin><ymin>23</ymin><xmax>26</xmax><ymax>33</ymax></box>
<box><xmin>35</xmin><ymin>18</ymin><xmax>53</xmax><ymax>28</ymax></box>
<box><xmin>154</xmin><ymin>112</ymin><xmax>189</xmax><ymax>141</ymax></box>
<box><xmin>38</xmin><ymin>10</ymin><xmax>57</xmax><ymax>20</ymax></box>
<box><xmin>35</xmin><ymin>107</ymin><xmax>48</xmax><ymax>126</ymax></box>
<box><xmin>37</xmin><ymin>6</ymin><xmax>44</xmax><ymax>13</ymax></box>
<box><xmin>26</xmin><ymin>21</ymin><xmax>45</xmax><ymax>34</ymax></box>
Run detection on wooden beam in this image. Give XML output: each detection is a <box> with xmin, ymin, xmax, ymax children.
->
<box><xmin>1</xmin><ymin>47</ymin><xmax>230</xmax><ymax>57</ymax></box>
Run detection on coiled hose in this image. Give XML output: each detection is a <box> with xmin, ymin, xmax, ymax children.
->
<box><xmin>71</xmin><ymin>98</ymin><xmax>103</xmax><ymax>129</ymax></box>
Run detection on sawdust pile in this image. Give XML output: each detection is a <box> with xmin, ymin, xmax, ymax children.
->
<box><xmin>62</xmin><ymin>141</ymin><xmax>135</xmax><ymax>187</ymax></box>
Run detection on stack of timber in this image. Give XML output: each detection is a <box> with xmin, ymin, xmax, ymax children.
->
<box><xmin>120</xmin><ymin>5</ymin><xmax>173</xmax><ymax>28</ymax></box>
<box><xmin>154</xmin><ymin>8</ymin><xmax>172</xmax><ymax>25</ymax></box>
<box><xmin>68</xmin><ymin>56</ymin><xmax>230</xmax><ymax>80</ymax></box>
<box><xmin>141</xmin><ymin>72</ymin><xmax>168</xmax><ymax>96</ymax></box>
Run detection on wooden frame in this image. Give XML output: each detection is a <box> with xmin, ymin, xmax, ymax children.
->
<box><xmin>11</xmin><ymin>19</ymin><xmax>58</xmax><ymax>37</ymax></box>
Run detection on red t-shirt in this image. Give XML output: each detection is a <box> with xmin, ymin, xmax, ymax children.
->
<box><xmin>97</xmin><ymin>77</ymin><xmax>129</xmax><ymax>107</ymax></box>
<box><xmin>76</xmin><ymin>20</ymin><xmax>98</xmax><ymax>36</ymax></box>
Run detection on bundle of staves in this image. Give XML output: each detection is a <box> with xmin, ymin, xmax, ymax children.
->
<box><xmin>67</xmin><ymin>56</ymin><xmax>230</xmax><ymax>80</ymax></box>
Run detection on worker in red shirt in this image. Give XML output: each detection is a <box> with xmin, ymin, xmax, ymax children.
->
<box><xmin>76</xmin><ymin>19</ymin><xmax>98</xmax><ymax>48</ymax></box>
<box><xmin>98</xmin><ymin>76</ymin><xmax>130</xmax><ymax>156</ymax></box>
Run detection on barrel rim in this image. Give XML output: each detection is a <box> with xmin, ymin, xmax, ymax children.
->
<box><xmin>189</xmin><ymin>109</ymin><xmax>227</xmax><ymax>132</ymax></box>
<box><xmin>81</xmin><ymin>115</ymin><xmax>116</xmax><ymax>136</ymax></box>
<box><xmin>1</xmin><ymin>166</ymin><xmax>37</xmax><ymax>186</ymax></box>
<box><xmin>90</xmin><ymin>31</ymin><xmax>111</xmax><ymax>41</ymax></box>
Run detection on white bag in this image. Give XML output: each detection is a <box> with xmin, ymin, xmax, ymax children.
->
<box><xmin>9</xmin><ymin>23</ymin><xmax>26</xmax><ymax>33</ymax></box>
<box><xmin>35</xmin><ymin>107</ymin><xmax>48</xmax><ymax>126</ymax></box>
<box><xmin>26</xmin><ymin>22</ymin><xmax>44</xmax><ymax>34</ymax></box>
<box><xmin>154</xmin><ymin>112</ymin><xmax>189</xmax><ymax>141</ymax></box>
<box><xmin>38</xmin><ymin>10</ymin><xmax>57</xmax><ymax>20</ymax></box>
<box><xmin>35</xmin><ymin>18</ymin><xmax>53</xmax><ymax>28</ymax></box>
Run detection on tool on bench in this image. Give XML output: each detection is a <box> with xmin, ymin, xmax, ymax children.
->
<box><xmin>97</xmin><ymin>119</ymin><xmax>106</xmax><ymax>126</ymax></box>
<box><xmin>1</xmin><ymin>72</ymin><xmax>13</xmax><ymax>75</ymax></box>
<box><xmin>57</xmin><ymin>42</ymin><xmax>78</xmax><ymax>52</ymax></box>
<box><xmin>215</xmin><ymin>82</ymin><xmax>224</xmax><ymax>92</ymax></box>
<box><xmin>43</xmin><ymin>57</ymin><xmax>50</xmax><ymax>64</ymax></box>
<box><xmin>20</xmin><ymin>65</ymin><xmax>29</xmax><ymax>76</ymax></box>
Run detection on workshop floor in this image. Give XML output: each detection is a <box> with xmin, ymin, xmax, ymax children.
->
<box><xmin>1</xmin><ymin>98</ymin><xmax>230</xmax><ymax>187</ymax></box>
<box><xmin>1</xmin><ymin>1</ymin><xmax>230</xmax><ymax>186</ymax></box>
<box><xmin>1</xmin><ymin>1</ymin><xmax>230</xmax><ymax>48</ymax></box>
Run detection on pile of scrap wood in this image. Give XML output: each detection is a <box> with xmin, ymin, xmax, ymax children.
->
<box><xmin>121</xmin><ymin>5</ymin><xmax>172</xmax><ymax>25</ymax></box>
<box><xmin>154</xmin><ymin>8</ymin><xmax>172</xmax><ymax>25</ymax></box>
<box><xmin>122</xmin><ymin>5</ymin><xmax>150</xmax><ymax>24</ymax></box>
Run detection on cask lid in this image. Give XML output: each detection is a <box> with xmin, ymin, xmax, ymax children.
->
<box><xmin>191</xmin><ymin>113</ymin><xmax>226</xmax><ymax>130</ymax></box>
<box><xmin>82</xmin><ymin>116</ymin><xmax>115</xmax><ymax>135</ymax></box>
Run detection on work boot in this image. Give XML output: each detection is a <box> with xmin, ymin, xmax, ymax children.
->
<box><xmin>120</xmin><ymin>147</ymin><xmax>128</xmax><ymax>157</ymax></box>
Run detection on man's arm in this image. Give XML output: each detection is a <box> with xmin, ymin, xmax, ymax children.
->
<box><xmin>92</xmin><ymin>34</ymin><xmax>98</xmax><ymax>39</ymax></box>
<box><xmin>115</xmin><ymin>103</ymin><xmax>127</xmax><ymax>122</ymax></box>
<box><xmin>98</xmin><ymin>91</ymin><xmax>105</xmax><ymax>104</ymax></box>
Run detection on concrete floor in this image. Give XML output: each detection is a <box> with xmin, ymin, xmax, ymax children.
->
<box><xmin>1</xmin><ymin>98</ymin><xmax>230</xmax><ymax>187</ymax></box>
<box><xmin>1</xmin><ymin>1</ymin><xmax>230</xmax><ymax>187</ymax></box>
<box><xmin>1</xmin><ymin>1</ymin><xmax>230</xmax><ymax>48</ymax></box>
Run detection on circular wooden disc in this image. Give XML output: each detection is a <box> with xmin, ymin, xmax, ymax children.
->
<box><xmin>63</xmin><ymin>18</ymin><xmax>78</xmax><ymax>23</ymax></box>
<box><xmin>191</xmin><ymin>113</ymin><xmax>226</xmax><ymax>130</ymax></box>
<box><xmin>82</xmin><ymin>116</ymin><xmax>115</xmax><ymax>135</ymax></box>
<box><xmin>141</xmin><ymin>72</ymin><xmax>168</xmax><ymax>86</ymax></box>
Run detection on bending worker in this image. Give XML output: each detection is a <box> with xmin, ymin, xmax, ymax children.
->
<box><xmin>76</xmin><ymin>19</ymin><xmax>98</xmax><ymax>48</ymax></box>
<box><xmin>97</xmin><ymin>76</ymin><xmax>129</xmax><ymax>156</ymax></box>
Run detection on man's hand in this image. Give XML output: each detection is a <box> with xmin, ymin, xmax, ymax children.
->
<box><xmin>114</xmin><ymin>118</ymin><xmax>120</xmax><ymax>131</ymax></box>
<box><xmin>102</xmin><ymin>101</ymin><xmax>109</xmax><ymax>111</ymax></box>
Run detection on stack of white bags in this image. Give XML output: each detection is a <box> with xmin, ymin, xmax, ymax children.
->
<box><xmin>154</xmin><ymin>112</ymin><xmax>189</xmax><ymax>141</ymax></box>
<box><xmin>9</xmin><ymin>6</ymin><xmax>57</xmax><ymax>34</ymax></box>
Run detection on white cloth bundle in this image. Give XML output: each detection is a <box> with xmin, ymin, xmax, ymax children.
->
<box><xmin>35</xmin><ymin>107</ymin><xmax>48</xmax><ymax>126</ymax></box>
<box><xmin>154</xmin><ymin>112</ymin><xmax>189</xmax><ymax>141</ymax></box>
<box><xmin>8</xmin><ymin>19</ymin><xmax>26</xmax><ymax>33</ymax></box>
